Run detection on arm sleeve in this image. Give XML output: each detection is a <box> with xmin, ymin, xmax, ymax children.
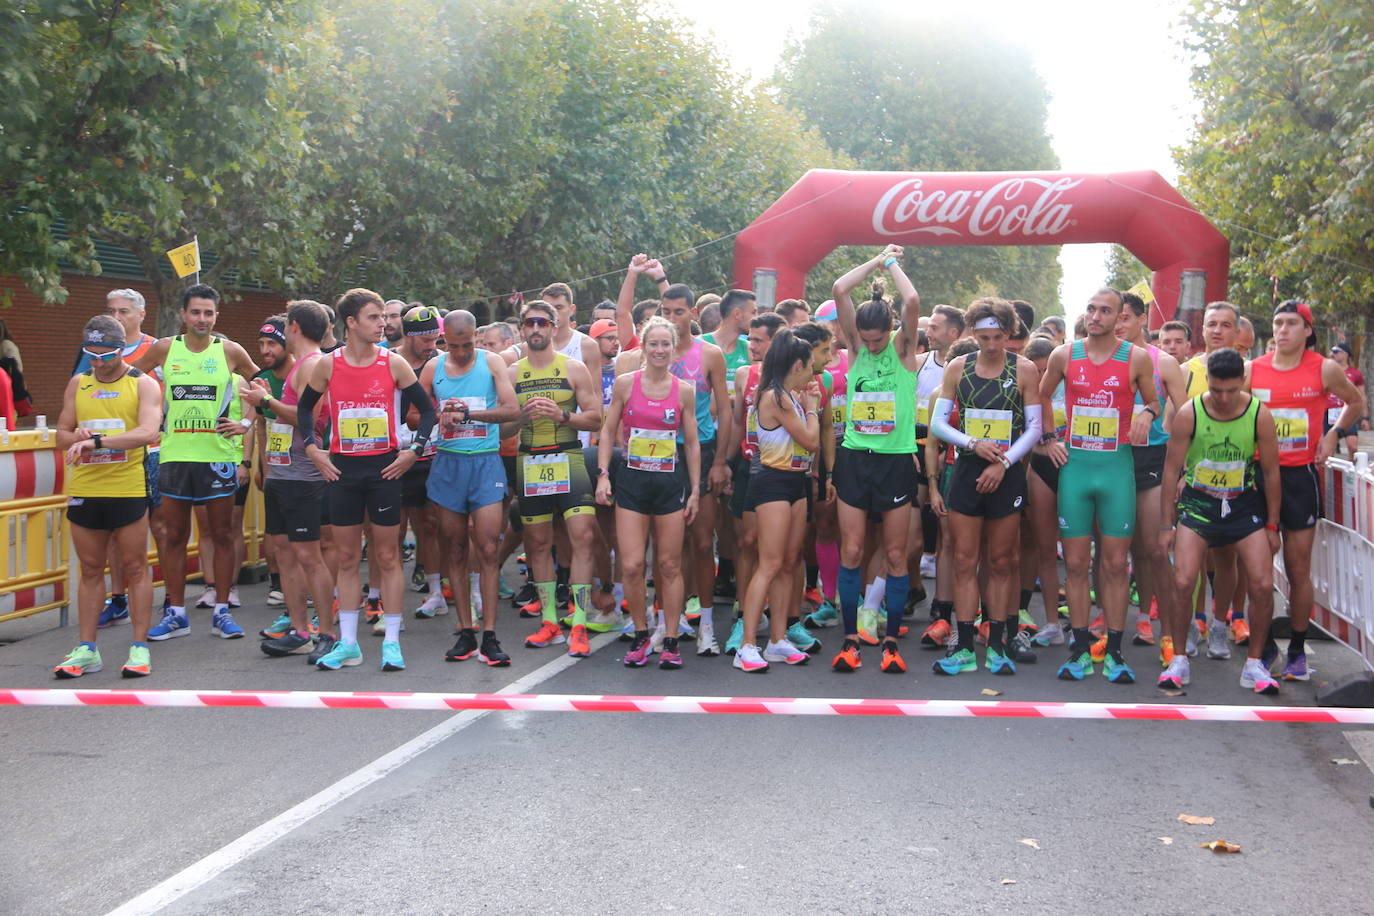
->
<box><xmin>931</xmin><ymin>397</ymin><xmax>972</xmax><ymax>449</ymax></box>
<box><xmin>296</xmin><ymin>384</ymin><xmax>323</xmax><ymax>450</ymax></box>
<box><xmin>1004</xmin><ymin>404</ymin><xmax>1042</xmax><ymax>464</ymax></box>
<box><xmin>401</xmin><ymin>381</ymin><xmax>436</xmax><ymax>450</ymax></box>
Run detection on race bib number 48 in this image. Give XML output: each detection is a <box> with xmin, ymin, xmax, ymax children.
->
<box><xmin>523</xmin><ymin>452</ymin><xmax>571</xmax><ymax>496</ymax></box>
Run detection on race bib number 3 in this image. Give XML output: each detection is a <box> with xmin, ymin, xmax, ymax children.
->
<box><xmin>337</xmin><ymin>408</ymin><xmax>389</xmax><ymax>454</ymax></box>
<box><xmin>79</xmin><ymin>418</ymin><xmax>127</xmax><ymax>464</ymax></box>
<box><xmin>964</xmin><ymin>407</ymin><xmax>1013</xmax><ymax>450</ymax></box>
<box><xmin>850</xmin><ymin>391</ymin><xmax>896</xmax><ymax>436</ymax></box>
<box><xmin>627</xmin><ymin>427</ymin><xmax>676</xmax><ymax>472</ymax></box>
<box><xmin>1270</xmin><ymin>408</ymin><xmax>1309</xmax><ymax>454</ymax></box>
<box><xmin>266</xmin><ymin>422</ymin><xmax>293</xmax><ymax>466</ymax></box>
<box><xmin>523</xmin><ymin>452</ymin><xmax>571</xmax><ymax>496</ymax></box>
<box><xmin>1069</xmin><ymin>405</ymin><xmax>1120</xmax><ymax>452</ymax></box>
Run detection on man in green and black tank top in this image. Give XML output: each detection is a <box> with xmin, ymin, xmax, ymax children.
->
<box><xmin>134</xmin><ymin>284</ymin><xmax>260</xmax><ymax>641</ymax></box>
<box><xmin>1160</xmin><ymin>348</ymin><xmax>1283</xmax><ymax>695</ymax></box>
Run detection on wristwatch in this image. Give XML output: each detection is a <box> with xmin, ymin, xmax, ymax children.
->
<box><xmin>561</xmin><ymin>408</ymin><xmax>571</xmax><ymax>423</ymax></box>
<box><xmin>92</xmin><ymin>433</ymin><xmax>103</xmax><ymax>451</ymax></box>
<box><xmin>409</xmin><ymin>442</ymin><xmax>425</xmax><ymax>457</ymax></box>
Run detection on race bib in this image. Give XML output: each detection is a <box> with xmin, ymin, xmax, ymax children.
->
<box><xmin>745</xmin><ymin>409</ymin><xmax>759</xmax><ymax>454</ymax></box>
<box><xmin>1052</xmin><ymin>393</ymin><xmax>1067</xmax><ymax>437</ymax></box>
<box><xmin>442</xmin><ymin>397</ymin><xmax>489</xmax><ymax>440</ymax></box>
<box><xmin>1327</xmin><ymin>406</ymin><xmax>1344</xmax><ymax>428</ymax></box>
<box><xmin>523</xmin><ymin>452</ymin><xmax>571</xmax><ymax>496</ymax></box>
<box><xmin>1193</xmin><ymin>458</ymin><xmax>1244</xmax><ymax>501</ymax></box>
<box><xmin>266</xmin><ymin>421</ymin><xmax>293</xmax><ymax>466</ymax></box>
<box><xmin>915</xmin><ymin>400</ymin><xmax>930</xmax><ymax>439</ymax></box>
<box><xmin>726</xmin><ymin>373</ymin><xmax>736</xmax><ymax>399</ymax></box>
<box><xmin>850</xmin><ymin>391</ymin><xmax>896</xmax><ymax>436</ymax></box>
<box><xmin>790</xmin><ymin>439</ymin><xmax>814</xmax><ymax>473</ymax></box>
<box><xmin>1069</xmin><ymin>405</ymin><xmax>1120</xmax><ymax>452</ymax></box>
<box><xmin>337</xmin><ymin>407</ymin><xmax>389</xmax><ymax>454</ymax></box>
<box><xmin>79</xmin><ymin>418</ymin><xmax>126</xmax><ymax>464</ymax></box>
<box><xmin>964</xmin><ymin>407</ymin><xmax>1013</xmax><ymax>450</ymax></box>
<box><xmin>830</xmin><ymin>391</ymin><xmax>846</xmax><ymax>430</ymax></box>
<box><xmin>627</xmin><ymin>427</ymin><xmax>676</xmax><ymax>472</ymax></box>
<box><xmin>1270</xmin><ymin>407</ymin><xmax>1308</xmax><ymax>455</ymax></box>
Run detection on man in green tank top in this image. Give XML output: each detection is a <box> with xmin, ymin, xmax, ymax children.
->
<box><xmin>1160</xmin><ymin>348</ymin><xmax>1282</xmax><ymax>695</ymax></box>
<box><xmin>135</xmin><ymin>284</ymin><xmax>260</xmax><ymax>641</ymax></box>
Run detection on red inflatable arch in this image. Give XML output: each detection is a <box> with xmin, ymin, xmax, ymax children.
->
<box><xmin>732</xmin><ymin>169</ymin><xmax>1229</xmax><ymax>329</ymax></box>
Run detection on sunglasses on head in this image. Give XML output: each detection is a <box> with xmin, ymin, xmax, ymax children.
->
<box><xmin>82</xmin><ymin>347</ymin><xmax>121</xmax><ymax>362</ymax></box>
<box><xmin>411</xmin><ymin>306</ymin><xmax>435</xmax><ymax>321</ymax></box>
<box><xmin>523</xmin><ymin>316</ymin><xmax>552</xmax><ymax>328</ymax></box>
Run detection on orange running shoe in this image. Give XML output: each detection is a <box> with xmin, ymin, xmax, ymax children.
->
<box><xmin>1089</xmin><ymin>634</ymin><xmax>1108</xmax><ymax>663</ymax></box>
<box><xmin>803</xmin><ymin>587</ymin><xmax>824</xmax><ymax>610</ymax></box>
<box><xmin>364</xmin><ymin>596</ymin><xmax>384</xmax><ymax>625</ymax></box>
<box><xmin>1159</xmin><ymin>635</ymin><xmax>1176</xmax><ymax>667</ymax></box>
<box><xmin>1088</xmin><ymin>613</ymin><xmax>1106</xmax><ymax>638</ymax></box>
<box><xmin>976</xmin><ymin>619</ymin><xmax>990</xmax><ymax>646</ymax></box>
<box><xmin>520</xmin><ymin>598</ymin><xmax>542</xmax><ymax>619</ymax></box>
<box><xmin>1148</xmin><ymin>597</ymin><xmax>1159</xmax><ymax>621</ymax></box>
<box><xmin>568</xmin><ymin>624</ymin><xmax>591</xmax><ymax>657</ymax></box>
<box><xmin>524</xmin><ymin>620</ymin><xmax>566</xmax><ymax>648</ymax></box>
<box><xmin>831</xmin><ymin>641</ymin><xmax>863</xmax><ymax>672</ymax></box>
<box><xmin>1132</xmin><ymin>618</ymin><xmax>1155</xmax><ymax>646</ymax></box>
<box><xmin>921</xmin><ymin>618</ymin><xmax>952</xmax><ymax>648</ymax></box>
<box><xmin>880</xmin><ymin>643</ymin><xmax>906</xmax><ymax>673</ymax></box>
<box><xmin>441</xmin><ymin>578</ymin><xmax>454</xmax><ymax>602</ymax></box>
<box><xmin>1230</xmin><ymin>617</ymin><xmax>1250</xmax><ymax>646</ymax></box>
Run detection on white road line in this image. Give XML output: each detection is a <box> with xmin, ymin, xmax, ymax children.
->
<box><xmin>105</xmin><ymin>631</ymin><xmax>619</xmax><ymax>916</ymax></box>
<box><xmin>1344</xmin><ymin>729</ymin><xmax>1374</xmax><ymax>776</ymax></box>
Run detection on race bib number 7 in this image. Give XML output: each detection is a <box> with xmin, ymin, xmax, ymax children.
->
<box><xmin>626</xmin><ymin>427</ymin><xmax>676</xmax><ymax>472</ymax></box>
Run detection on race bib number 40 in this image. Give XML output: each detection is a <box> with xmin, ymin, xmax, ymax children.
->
<box><xmin>337</xmin><ymin>407</ymin><xmax>389</xmax><ymax>454</ymax></box>
<box><xmin>1270</xmin><ymin>408</ymin><xmax>1309</xmax><ymax>455</ymax></box>
<box><xmin>523</xmin><ymin>452</ymin><xmax>571</xmax><ymax>496</ymax></box>
<box><xmin>627</xmin><ymin>427</ymin><xmax>676</xmax><ymax>472</ymax></box>
<box><xmin>1069</xmin><ymin>405</ymin><xmax>1120</xmax><ymax>452</ymax></box>
<box><xmin>850</xmin><ymin>391</ymin><xmax>896</xmax><ymax>436</ymax></box>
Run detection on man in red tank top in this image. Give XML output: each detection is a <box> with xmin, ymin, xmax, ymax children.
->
<box><xmin>1247</xmin><ymin>300</ymin><xmax>1365</xmax><ymax>682</ymax></box>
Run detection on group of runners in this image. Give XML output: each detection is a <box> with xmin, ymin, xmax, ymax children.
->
<box><xmin>52</xmin><ymin>247</ymin><xmax>1367</xmax><ymax>696</ymax></box>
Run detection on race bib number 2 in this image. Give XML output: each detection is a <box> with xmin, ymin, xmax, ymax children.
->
<box><xmin>523</xmin><ymin>452</ymin><xmax>571</xmax><ymax>496</ymax></box>
<box><xmin>964</xmin><ymin>407</ymin><xmax>1013</xmax><ymax>450</ymax></box>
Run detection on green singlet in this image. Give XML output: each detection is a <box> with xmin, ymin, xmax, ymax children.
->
<box><xmin>161</xmin><ymin>335</ymin><xmax>241</xmax><ymax>463</ymax></box>
<box><xmin>841</xmin><ymin>334</ymin><xmax>917</xmax><ymax>454</ymax></box>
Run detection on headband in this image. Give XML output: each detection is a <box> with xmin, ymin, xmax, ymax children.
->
<box><xmin>83</xmin><ymin>327</ymin><xmax>125</xmax><ymax>351</ymax></box>
<box><xmin>403</xmin><ymin>307</ymin><xmax>440</xmax><ymax>336</ymax></box>
<box><xmin>973</xmin><ymin>316</ymin><xmax>1002</xmax><ymax>331</ymax></box>
<box><xmin>258</xmin><ymin>322</ymin><xmax>286</xmax><ymax>345</ymax></box>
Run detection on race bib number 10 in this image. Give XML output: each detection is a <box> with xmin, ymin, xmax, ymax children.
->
<box><xmin>1069</xmin><ymin>405</ymin><xmax>1120</xmax><ymax>452</ymax></box>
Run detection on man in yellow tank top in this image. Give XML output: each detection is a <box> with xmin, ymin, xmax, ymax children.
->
<box><xmin>53</xmin><ymin>317</ymin><xmax>163</xmax><ymax>678</ymax></box>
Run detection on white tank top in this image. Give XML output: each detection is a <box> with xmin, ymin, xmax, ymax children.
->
<box><xmin>557</xmin><ymin>329</ymin><xmax>592</xmax><ymax>446</ymax></box>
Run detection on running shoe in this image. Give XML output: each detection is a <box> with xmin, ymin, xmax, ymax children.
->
<box><xmin>831</xmin><ymin>639</ymin><xmax>863</xmax><ymax>672</ymax></box>
<box><xmin>1157</xmin><ymin>656</ymin><xmax>1190</xmax><ymax>689</ymax></box>
<box><xmin>512</xmin><ymin>582</ymin><xmax>538</xmax><ymax>607</ymax></box>
<box><xmin>519</xmin><ymin>598</ymin><xmax>542</xmax><ymax>619</ymax></box>
<box><xmin>649</xmin><ymin>623</ymin><xmax>666</xmax><ymax>655</ymax></box>
<box><xmin>986</xmin><ymin>647</ymin><xmax>1016</xmax><ymax>676</ymax></box>
<box><xmin>920</xmin><ymin>618</ymin><xmax>952</xmax><ymax>648</ymax></box>
<box><xmin>804</xmin><ymin>600</ymin><xmax>839</xmax><ymax>629</ymax></box>
<box><xmin>585</xmin><ymin>608</ymin><xmax>624</xmax><ymax>633</ymax></box>
<box><xmin>624</xmin><ymin>634</ymin><xmax>652</xmax><ymax>667</ymax></box>
<box><xmin>880</xmin><ymin>643</ymin><xmax>906</xmax><ymax>673</ymax></box>
<box><xmin>1148</xmin><ymin>596</ymin><xmax>1159</xmax><ymax>620</ymax></box>
<box><xmin>696</xmin><ymin>622</ymin><xmax>720</xmax><ymax>657</ymax></box>
<box><xmin>147</xmin><ymin>608</ymin><xmax>190</xmax><ymax>640</ymax></box>
<box><xmin>733</xmin><ymin>643</ymin><xmax>769</xmax><ymax>672</ymax></box>
<box><xmin>1240</xmin><ymin>658</ymin><xmax>1280</xmax><ymax>695</ymax></box>
<box><xmin>1132</xmin><ymin>618</ymin><xmax>1155</xmax><ymax>646</ymax></box>
<box><xmin>372</xmin><ymin>615</ymin><xmax>405</xmax><ymax>636</ymax></box>
<box><xmin>259</xmin><ymin>615</ymin><xmax>292</xmax><ymax>639</ymax></box>
<box><xmin>1159</xmin><ymin>636</ymin><xmax>1176</xmax><ymax>667</ymax></box>
<box><xmin>556</xmin><ymin>582</ymin><xmax>572</xmax><ymax>612</ymax></box>
<box><xmin>1017</xmin><ymin>608</ymin><xmax>1039</xmax><ymax>635</ymax></box>
<box><xmin>1102</xmin><ymin>654</ymin><xmax>1135</xmax><ymax>684</ymax></box>
<box><xmin>1030</xmin><ymin>622</ymin><xmax>1065</xmax><ymax>647</ymax></box>
<box><xmin>786</xmin><ymin>621</ymin><xmax>821</xmax><ymax>654</ymax></box>
<box><xmin>364</xmin><ymin>596</ymin><xmax>384</xmax><ymax>624</ymax></box>
<box><xmin>714</xmin><ymin>570</ymin><xmax>736</xmax><ymax>601</ymax></box>
<box><xmin>675</xmin><ymin>615</ymin><xmax>697</xmax><ymax>640</ymax></box>
<box><xmin>857</xmin><ymin>607</ymin><xmax>881</xmax><ymax>645</ymax></box>
<box><xmin>933</xmin><ymin>647</ymin><xmax>977</xmax><ymax>676</ymax></box>
<box><xmin>658</xmin><ymin>646</ymin><xmax>683</xmax><ymax>669</ymax></box>
<box><xmin>479</xmin><ymin>634</ymin><xmax>511</xmax><ymax>667</ymax></box>
<box><xmin>976</xmin><ymin>617</ymin><xmax>989</xmax><ymax>646</ymax></box>
<box><xmin>568</xmin><ymin>624</ymin><xmax>591</xmax><ymax>657</ymax></box>
<box><xmin>54</xmin><ymin>645</ymin><xmax>102</xmax><ymax>678</ymax></box>
<box><xmin>1185</xmin><ymin>619</ymin><xmax>1201</xmax><ymax>657</ymax></box>
<box><xmin>904</xmin><ymin>584</ymin><xmax>927</xmax><ymax>617</ymax></box>
<box><xmin>121</xmin><ymin>645</ymin><xmax>151</xmax><ymax>678</ymax></box>
<box><xmin>98</xmin><ymin>598</ymin><xmax>130</xmax><ymax>628</ymax></box>
<box><xmin>876</xmin><ymin>618</ymin><xmax>909</xmax><ymax>639</ymax></box>
<box><xmin>1129</xmin><ymin>577</ymin><xmax>1139</xmax><ymax>607</ymax></box>
<box><xmin>497</xmin><ymin>578</ymin><xmax>516</xmax><ymax>600</ymax></box>
<box><xmin>1206</xmin><ymin>622</ymin><xmax>1231</xmax><ymax>660</ymax></box>
<box><xmin>762</xmin><ymin>639</ymin><xmax>809</xmax><ymax>665</ymax></box>
<box><xmin>307</xmin><ymin>634</ymin><xmax>337</xmax><ymax>666</ymax></box>
<box><xmin>414</xmin><ymin>594</ymin><xmax>448</xmax><ymax>619</ymax></box>
<box><xmin>803</xmin><ymin>587</ymin><xmax>824</xmax><ymax>612</ymax></box>
<box><xmin>1089</xmin><ymin>635</ymin><xmax>1107</xmax><ymax>663</ymax></box>
<box><xmin>1230</xmin><ymin>617</ymin><xmax>1250</xmax><ymax>646</ymax></box>
<box><xmin>194</xmin><ymin>586</ymin><xmax>217</xmax><ymax>609</ymax></box>
<box><xmin>724</xmin><ymin>617</ymin><xmax>745</xmax><ymax>655</ymax></box>
<box><xmin>1057</xmin><ymin>651</ymin><xmax>1094</xmax><ymax>681</ymax></box>
<box><xmin>227</xmin><ymin>586</ymin><xmax>241</xmax><ymax>608</ymax></box>
<box><xmin>1260</xmin><ymin>640</ymin><xmax>1280</xmax><ymax>670</ymax></box>
<box><xmin>446</xmin><ymin>629</ymin><xmax>479</xmax><ymax>661</ymax></box>
<box><xmin>919</xmin><ymin>553</ymin><xmax>937</xmax><ymax>578</ymax></box>
<box><xmin>261</xmin><ymin>629</ymin><xmax>313</xmax><ymax>656</ymax></box>
<box><xmin>266</xmin><ymin>587</ymin><xmax>285</xmax><ymax>607</ymax></box>
<box><xmin>1006</xmin><ymin>631</ymin><xmax>1039</xmax><ymax>664</ymax></box>
<box><xmin>1281</xmin><ymin>653</ymin><xmax>1311</xmax><ymax>682</ymax></box>
<box><xmin>525</xmin><ymin>621</ymin><xmax>566</xmax><ymax>648</ymax></box>
<box><xmin>380</xmin><ymin>641</ymin><xmax>406</xmax><ymax>671</ymax></box>
<box><xmin>1088</xmin><ymin>613</ymin><xmax>1106</xmax><ymax>638</ymax></box>
<box><xmin>442</xmin><ymin>578</ymin><xmax>455</xmax><ymax>602</ymax></box>
<box><xmin>316</xmin><ymin>640</ymin><xmax>362</xmax><ymax>670</ymax></box>
<box><xmin>411</xmin><ymin>566</ymin><xmax>426</xmax><ymax>590</ymax></box>
<box><xmin>684</xmin><ymin>597</ymin><xmax>703</xmax><ymax>624</ymax></box>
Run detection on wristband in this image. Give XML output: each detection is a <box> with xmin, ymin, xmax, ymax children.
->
<box><xmin>240</xmin><ymin>460</ymin><xmax>251</xmax><ymax>468</ymax></box>
<box><xmin>1040</xmin><ymin>432</ymin><xmax>1058</xmax><ymax>444</ymax></box>
<box><xmin>1265</xmin><ymin>523</ymin><xmax>1279</xmax><ymax>532</ymax></box>
<box><xmin>598</xmin><ymin>467</ymin><xmax>610</xmax><ymax>477</ymax></box>
<box><xmin>882</xmin><ymin>257</ymin><xmax>897</xmax><ymax>268</ymax></box>
<box><xmin>1142</xmin><ymin>403</ymin><xmax>1159</xmax><ymax>419</ymax></box>
<box><xmin>239</xmin><ymin>417</ymin><xmax>251</xmax><ymax>430</ymax></box>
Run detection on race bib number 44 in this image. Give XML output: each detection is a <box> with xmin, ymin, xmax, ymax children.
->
<box><xmin>850</xmin><ymin>391</ymin><xmax>896</xmax><ymax>436</ymax></box>
<box><xmin>1069</xmin><ymin>405</ymin><xmax>1120</xmax><ymax>452</ymax></box>
<box><xmin>1193</xmin><ymin>458</ymin><xmax>1244</xmax><ymax>501</ymax></box>
<box><xmin>523</xmin><ymin>452</ymin><xmax>571</xmax><ymax>496</ymax></box>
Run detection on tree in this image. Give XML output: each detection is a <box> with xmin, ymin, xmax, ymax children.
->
<box><xmin>774</xmin><ymin>4</ymin><xmax>1063</xmax><ymax>313</ymax></box>
<box><xmin>1105</xmin><ymin>244</ymin><xmax>1149</xmax><ymax>290</ymax></box>
<box><xmin>1177</xmin><ymin>0</ymin><xmax>1374</xmax><ymax>401</ymax></box>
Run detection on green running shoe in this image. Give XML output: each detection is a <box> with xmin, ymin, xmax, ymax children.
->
<box><xmin>1057</xmin><ymin>651</ymin><xmax>1094</xmax><ymax>681</ymax></box>
<box><xmin>986</xmin><ymin>647</ymin><xmax>1017</xmax><ymax>676</ymax></box>
<box><xmin>122</xmin><ymin>645</ymin><xmax>152</xmax><ymax>678</ymax></box>
<box><xmin>258</xmin><ymin>614</ymin><xmax>292</xmax><ymax>639</ymax></box>
<box><xmin>805</xmin><ymin>600</ymin><xmax>839</xmax><ymax>628</ymax></box>
<box><xmin>724</xmin><ymin>617</ymin><xmax>745</xmax><ymax>656</ymax></box>
<box><xmin>786</xmin><ymin>621</ymin><xmax>821</xmax><ymax>654</ymax></box>
<box><xmin>316</xmin><ymin>640</ymin><xmax>363</xmax><ymax>670</ymax></box>
<box><xmin>54</xmin><ymin>645</ymin><xmax>102</xmax><ymax>679</ymax></box>
<box><xmin>1102</xmin><ymin>653</ymin><xmax>1136</xmax><ymax>684</ymax></box>
<box><xmin>932</xmin><ymin>647</ymin><xmax>977</xmax><ymax>676</ymax></box>
<box><xmin>380</xmin><ymin>640</ymin><xmax>406</xmax><ymax>671</ymax></box>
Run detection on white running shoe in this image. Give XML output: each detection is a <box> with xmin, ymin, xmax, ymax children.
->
<box><xmin>920</xmin><ymin>553</ymin><xmax>937</xmax><ymax>579</ymax></box>
<box><xmin>194</xmin><ymin>586</ymin><xmax>217</xmax><ymax>609</ymax></box>
<box><xmin>227</xmin><ymin>586</ymin><xmax>241</xmax><ymax>608</ymax></box>
<box><xmin>1206</xmin><ymin>621</ymin><xmax>1230</xmax><ymax>659</ymax></box>
<box><xmin>1158</xmin><ymin>656</ymin><xmax>1191</xmax><ymax>689</ymax></box>
<box><xmin>1031</xmin><ymin>622</ymin><xmax>1065</xmax><ymax>647</ymax></box>
<box><xmin>414</xmin><ymin>594</ymin><xmax>448</xmax><ymax>618</ymax></box>
<box><xmin>763</xmin><ymin>638</ymin><xmax>809</xmax><ymax>665</ymax></box>
<box><xmin>697</xmin><ymin>622</ymin><xmax>720</xmax><ymax>656</ymax></box>
<box><xmin>1185</xmin><ymin>619</ymin><xmax>1201</xmax><ymax>657</ymax></box>
<box><xmin>373</xmin><ymin>615</ymin><xmax>406</xmax><ymax>636</ymax></box>
<box><xmin>469</xmin><ymin>574</ymin><xmax>482</xmax><ymax>614</ymax></box>
<box><xmin>732</xmin><ymin>643</ymin><xmax>769</xmax><ymax>672</ymax></box>
<box><xmin>1240</xmin><ymin>658</ymin><xmax>1279</xmax><ymax>695</ymax></box>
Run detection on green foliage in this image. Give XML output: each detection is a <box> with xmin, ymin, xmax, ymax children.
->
<box><xmin>775</xmin><ymin>4</ymin><xmax>1063</xmax><ymax>313</ymax></box>
<box><xmin>1104</xmin><ymin>244</ymin><xmax>1149</xmax><ymax>290</ymax></box>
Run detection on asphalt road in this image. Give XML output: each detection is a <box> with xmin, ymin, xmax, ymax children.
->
<box><xmin>3</xmin><ymin>569</ymin><xmax>1373</xmax><ymax>915</ymax></box>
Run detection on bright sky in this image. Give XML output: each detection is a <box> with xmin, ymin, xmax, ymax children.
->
<box><xmin>667</xmin><ymin>0</ymin><xmax>1196</xmax><ymax>324</ymax></box>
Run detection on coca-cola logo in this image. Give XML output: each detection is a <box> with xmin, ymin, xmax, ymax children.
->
<box><xmin>872</xmin><ymin>176</ymin><xmax>1083</xmax><ymax>238</ymax></box>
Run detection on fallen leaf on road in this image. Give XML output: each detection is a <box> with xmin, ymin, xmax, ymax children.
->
<box><xmin>1177</xmin><ymin>814</ymin><xmax>1215</xmax><ymax>826</ymax></box>
<box><xmin>981</xmin><ymin>688</ymin><xmax>1003</xmax><ymax>696</ymax></box>
<box><xmin>1332</xmin><ymin>758</ymin><xmax>1361</xmax><ymax>766</ymax></box>
<box><xmin>1001</xmin><ymin>879</ymin><xmax>1018</xmax><ymax>885</ymax></box>
<box><xmin>1157</xmin><ymin>837</ymin><xmax>1173</xmax><ymax>845</ymax></box>
<box><xmin>1019</xmin><ymin>838</ymin><xmax>1041</xmax><ymax>850</ymax></box>
<box><xmin>1159</xmin><ymin>689</ymin><xmax>1186</xmax><ymax>697</ymax></box>
<box><xmin>1201</xmin><ymin>840</ymin><xmax>1241</xmax><ymax>853</ymax></box>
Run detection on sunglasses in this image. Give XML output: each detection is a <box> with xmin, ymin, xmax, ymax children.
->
<box><xmin>522</xmin><ymin>316</ymin><xmax>552</xmax><ymax>328</ymax></box>
<box><xmin>82</xmin><ymin>347</ymin><xmax>121</xmax><ymax>362</ymax></box>
<box><xmin>410</xmin><ymin>306</ymin><xmax>435</xmax><ymax>321</ymax></box>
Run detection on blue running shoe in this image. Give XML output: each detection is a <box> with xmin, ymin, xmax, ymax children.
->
<box><xmin>724</xmin><ymin>617</ymin><xmax>744</xmax><ymax>656</ymax></box>
<box><xmin>932</xmin><ymin>647</ymin><xmax>977</xmax><ymax>676</ymax></box>
<box><xmin>1057</xmin><ymin>651</ymin><xmax>1094</xmax><ymax>681</ymax></box>
<box><xmin>258</xmin><ymin>614</ymin><xmax>292</xmax><ymax>639</ymax></box>
<box><xmin>316</xmin><ymin>640</ymin><xmax>362</xmax><ymax>670</ymax></box>
<box><xmin>804</xmin><ymin>600</ymin><xmax>839</xmax><ymax>629</ymax></box>
<box><xmin>786</xmin><ymin>621</ymin><xmax>821</xmax><ymax>654</ymax></box>
<box><xmin>986</xmin><ymin>647</ymin><xmax>1017</xmax><ymax>676</ymax></box>
<box><xmin>380</xmin><ymin>640</ymin><xmax>405</xmax><ymax>671</ymax></box>
<box><xmin>1102</xmin><ymin>653</ymin><xmax>1135</xmax><ymax>684</ymax></box>
<box><xmin>98</xmin><ymin>598</ymin><xmax>130</xmax><ymax>629</ymax></box>
<box><xmin>211</xmin><ymin>611</ymin><xmax>245</xmax><ymax>639</ymax></box>
<box><xmin>1260</xmin><ymin>641</ymin><xmax>1280</xmax><ymax>671</ymax></box>
<box><xmin>148</xmin><ymin>608</ymin><xmax>190</xmax><ymax>640</ymax></box>
<box><xmin>1281</xmin><ymin>653</ymin><xmax>1311</xmax><ymax>681</ymax></box>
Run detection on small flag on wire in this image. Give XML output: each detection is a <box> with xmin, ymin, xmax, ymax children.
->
<box><xmin>507</xmin><ymin>290</ymin><xmax>524</xmax><ymax>307</ymax></box>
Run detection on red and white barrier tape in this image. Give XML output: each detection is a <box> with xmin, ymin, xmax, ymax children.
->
<box><xmin>2</xmin><ymin>688</ymin><xmax>1373</xmax><ymax>723</ymax></box>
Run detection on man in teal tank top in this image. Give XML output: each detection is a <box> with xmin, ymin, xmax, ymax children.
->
<box><xmin>134</xmin><ymin>284</ymin><xmax>260</xmax><ymax>641</ymax></box>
